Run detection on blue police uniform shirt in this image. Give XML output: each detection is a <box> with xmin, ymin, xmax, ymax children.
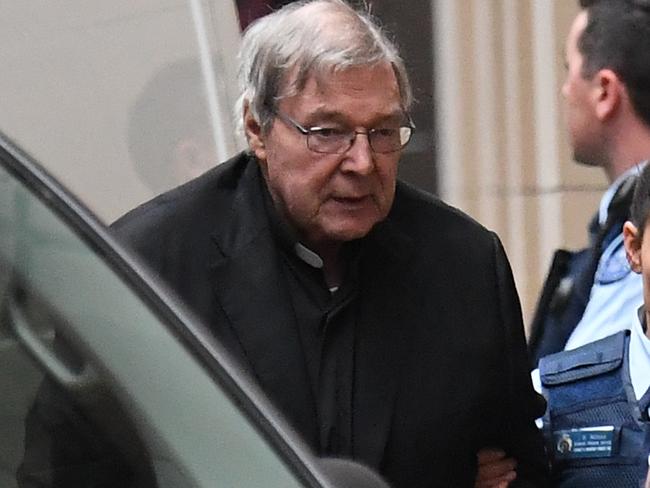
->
<box><xmin>629</xmin><ymin>309</ymin><xmax>650</xmax><ymax>413</ymax></box>
<box><xmin>564</xmin><ymin>164</ymin><xmax>644</xmax><ymax>351</ymax></box>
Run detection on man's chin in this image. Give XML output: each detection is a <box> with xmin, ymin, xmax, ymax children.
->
<box><xmin>321</xmin><ymin>221</ymin><xmax>379</xmax><ymax>244</ymax></box>
<box><xmin>573</xmin><ymin>149</ymin><xmax>605</xmax><ymax>168</ymax></box>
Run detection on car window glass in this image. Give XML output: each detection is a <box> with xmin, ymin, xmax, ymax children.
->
<box><xmin>0</xmin><ymin>161</ymin><xmax>306</xmax><ymax>487</ymax></box>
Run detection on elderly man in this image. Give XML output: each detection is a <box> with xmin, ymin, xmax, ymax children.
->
<box><xmin>114</xmin><ymin>1</ymin><xmax>547</xmax><ymax>486</ymax></box>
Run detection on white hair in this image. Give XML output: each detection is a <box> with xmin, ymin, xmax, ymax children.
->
<box><xmin>236</xmin><ymin>0</ymin><xmax>413</xmax><ymax>134</ymax></box>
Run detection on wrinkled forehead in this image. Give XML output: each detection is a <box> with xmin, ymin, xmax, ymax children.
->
<box><xmin>277</xmin><ymin>61</ymin><xmax>401</xmax><ymax>105</ymax></box>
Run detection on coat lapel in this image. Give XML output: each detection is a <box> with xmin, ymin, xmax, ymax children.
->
<box><xmin>205</xmin><ymin>156</ymin><xmax>414</xmax><ymax>459</ymax></box>
<box><xmin>208</xmin><ymin>159</ymin><xmax>318</xmax><ymax>446</ymax></box>
<box><xmin>353</xmin><ymin>220</ymin><xmax>414</xmax><ymax>469</ymax></box>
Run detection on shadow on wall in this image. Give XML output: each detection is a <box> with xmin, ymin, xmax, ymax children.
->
<box><xmin>127</xmin><ymin>58</ymin><xmax>219</xmax><ymax>195</ymax></box>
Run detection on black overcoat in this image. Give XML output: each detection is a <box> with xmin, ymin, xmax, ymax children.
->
<box><xmin>113</xmin><ymin>152</ymin><xmax>548</xmax><ymax>488</ymax></box>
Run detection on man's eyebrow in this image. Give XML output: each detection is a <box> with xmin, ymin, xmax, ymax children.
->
<box><xmin>303</xmin><ymin>110</ymin><xmax>348</xmax><ymax>125</ymax></box>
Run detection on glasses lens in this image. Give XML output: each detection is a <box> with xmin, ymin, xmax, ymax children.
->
<box><xmin>306</xmin><ymin>125</ymin><xmax>413</xmax><ymax>154</ymax></box>
<box><xmin>399</xmin><ymin>126</ymin><xmax>413</xmax><ymax>146</ymax></box>
<box><xmin>368</xmin><ymin>127</ymin><xmax>412</xmax><ymax>153</ymax></box>
<box><xmin>307</xmin><ymin>131</ymin><xmax>350</xmax><ymax>154</ymax></box>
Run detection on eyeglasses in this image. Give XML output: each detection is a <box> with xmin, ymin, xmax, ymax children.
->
<box><xmin>274</xmin><ymin>111</ymin><xmax>414</xmax><ymax>154</ymax></box>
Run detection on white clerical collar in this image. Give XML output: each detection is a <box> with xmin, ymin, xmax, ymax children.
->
<box><xmin>294</xmin><ymin>243</ymin><xmax>341</xmax><ymax>293</ymax></box>
<box><xmin>293</xmin><ymin>242</ymin><xmax>324</xmax><ymax>269</ymax></box>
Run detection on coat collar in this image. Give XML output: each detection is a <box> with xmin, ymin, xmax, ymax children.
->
<box><xmin>208</xmin><ymin>155</ymin><xmax>318</xmax><ymax>446</ymax></box>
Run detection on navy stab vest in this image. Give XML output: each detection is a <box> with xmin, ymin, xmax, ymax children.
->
<box><xmin>540</xmin><ymin>330</ymin><xmax>650</xmax><ymax>487</ymax></box>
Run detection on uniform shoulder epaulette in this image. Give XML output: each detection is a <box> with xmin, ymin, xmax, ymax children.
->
<box><xmin>539</xmin><ymin>330</ymin><xmax>628</xmax><ymax>387</ymax></box>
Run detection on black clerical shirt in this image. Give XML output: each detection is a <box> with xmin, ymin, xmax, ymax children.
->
<box><xmin>263</xmin><ymin>189</ymin><xmax>358</xmax><ymax>457</ymax></box>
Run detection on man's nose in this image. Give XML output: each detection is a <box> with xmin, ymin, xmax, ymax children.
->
<box><xmin>342</xmin><ymin>132</ymin><xmax>374</xmax><ymax>174</ymax></box>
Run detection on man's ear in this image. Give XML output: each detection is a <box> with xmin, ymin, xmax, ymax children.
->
<box><xmin>623</xmin><ymin>221</ymin><xmax>642</xmax><ymax>273</ymax></box>
<box><xmin>243</xmin><ymin>102</ymin><xmax>267</xmax><ymax>161</ymax></box>
<box><xmin>593</xmin><ymin>69</ymin><xmax>622</xmax><ymax>121</ymax></box>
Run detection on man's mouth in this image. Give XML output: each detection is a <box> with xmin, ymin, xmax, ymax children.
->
<box><xmin>329</xmin><ymin>195</ymin><xmax>373</xmax><ymax>210</ymax></box>
<box><xmin>332</xmin><ymin>195</ymin><xmax>369</xmax><ymax>203</ymax></box>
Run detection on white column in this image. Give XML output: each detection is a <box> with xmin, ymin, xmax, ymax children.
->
<box><xmin>501</xmin><ymin>0</ymin><xmax>526</xmax><ymax>291</ymax></box>
<box><xmin>471</xmin><ymin>0</ymin><xmax>499</xmax><ymax>229</ymax></box>
<box><xmin>532</xmin><ymin>0</ymin><xmax>562</xmax><ymax>278</ymax></box>
<box><xmin>190</xmin><ymin>0</ymin><xmax>245</xmax><ymax>161</ymax></box>
<box><xmin>432</xmin><ymin>0</ymin><xmax>463</xmax><ymax>207</ymax></box>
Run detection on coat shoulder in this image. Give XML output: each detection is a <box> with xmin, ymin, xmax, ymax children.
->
<box><xmin>391</xmin><ymin>180</ymin><xmax>494</xmax><ymax>246</ymax></box>
<box><xmin>110</xmin><ymin>152</ymin><xmax>250</xmax><ymax>243</ymax></box>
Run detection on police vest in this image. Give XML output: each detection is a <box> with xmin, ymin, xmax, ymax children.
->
<box><xmin>540</xmin><ymin>330</ymin><xmax>650</xmax><ymax>487</ymax></box>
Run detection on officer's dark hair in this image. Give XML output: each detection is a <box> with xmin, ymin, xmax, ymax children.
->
<box><xmin>128</xmin><ymin>58</ymin><xmax>210</xmax><ymax>193</ymax></box>
<box><xmin>577</xmin><ymin>0</ymin><xmax>650</xmax><ymax>126</ymax></box>
<box><xmin>629</xmin><ymin>163</ymin><xmax>650</xmax><ymax>238</ymax></box>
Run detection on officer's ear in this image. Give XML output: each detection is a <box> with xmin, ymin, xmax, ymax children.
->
<box><xmin>593</xmin><ymin>69</ymin><xmax>623</xmax><ymax>122</ymax></box>
<box><xmin>623</xmin><ymin>221</ymin><xmax>642</xmax><ymax>274</ymax></box>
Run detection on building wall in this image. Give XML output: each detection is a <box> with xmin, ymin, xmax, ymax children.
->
<box><xmin>0</xmin><ymin>0</ymin><xmax>609</xmax><ymax>331</ymax></box>
<box><xmin>432</xmin><ymin>0</ymin><xmax>607</xmax><ymax>330</ymax></box>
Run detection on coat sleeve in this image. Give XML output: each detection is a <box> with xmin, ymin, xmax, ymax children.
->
<box><xmin>490</xmin><ymin>233</ymin><xmax>550</xmax><ymax>487</ymax></box>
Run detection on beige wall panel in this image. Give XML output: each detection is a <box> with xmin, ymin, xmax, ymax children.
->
<box><xmin>515</xmin><ymin>1</ymin><xmax>538</xmax><ymax>193</ymax></box>
<box><xmin>519</xmin><ymin>194</ymin><xmax>544</xmax><ymax>322</ymax></box>
<box><xmin>458</xmin><ymin>0</ymin><xmax>479</xmax><ymax>212</ymax></box>
<box><xmin>433</xmin><ymin>0</ymin><xmax>611</xmax><ymax>333</ymax></box>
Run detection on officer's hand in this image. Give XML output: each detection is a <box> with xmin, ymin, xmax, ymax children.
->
<box><xmin>474</xmin><ymin>448</ymin><xmax>517</xmax><ymax>488</ymax></box>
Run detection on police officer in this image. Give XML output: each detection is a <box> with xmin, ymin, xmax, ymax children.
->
<box><xmin>480</xmin><ymin>151</ymin><xmax>650</xmax><ymax>488</ymax></box>
<box><xmin>527</xmin><ymin>0</ymin><xmax>650</xmax><ymax>368</ymax></box>
<box><xmin>537</xmin><ymin>161</ymin><xmax>650</xmax><ymax>487</ymax></box>
<box><xmin>475</xmin><ymin>2</ymin><xmax>650</xmax><ymax>486</ymax></box>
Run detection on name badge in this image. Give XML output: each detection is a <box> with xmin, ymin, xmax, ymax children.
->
<box><xmin>553</xmin><ymin>426</ymin><xmax>616</xmax><ymax>459</ymax></box>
